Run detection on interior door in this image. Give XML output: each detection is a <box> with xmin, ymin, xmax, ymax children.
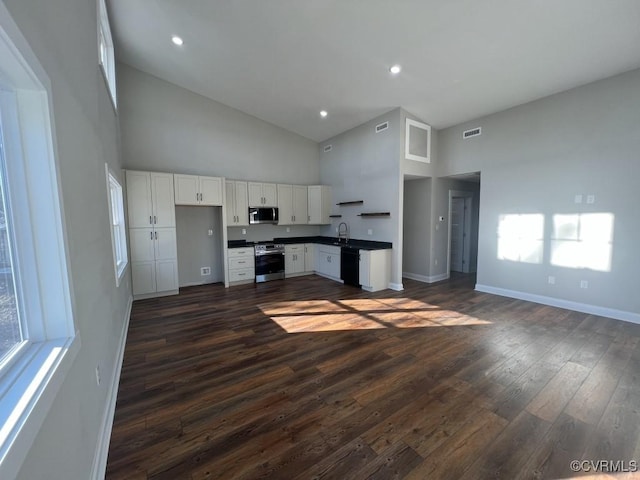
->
<box><xmin>450</xmin><ymin>197</ymin><xmax>465</xmax><ymax>272</ymax></box>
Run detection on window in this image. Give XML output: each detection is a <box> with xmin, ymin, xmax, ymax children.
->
<box><xmin>106</xmin><ymin>165</ymin><xmax>128</xmax><ymax>285</ymax></box>
<box><xmin>0</xmin><ymin>145</ymin><xmax>23</xmax><ymax>362</ymax></box>
<box><xmin>0</xmin><ymin>5</ymin><xmax>78</xmax><ymax>477</ymax></box>
<box><xmin>98</xmin><ymin>0</ymin><xmax>116</xmax><ymax>108</ymax></box>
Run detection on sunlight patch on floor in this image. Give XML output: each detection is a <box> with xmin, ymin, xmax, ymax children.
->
<box><xmin>259</xmin><ymin>298</ymin><xmax>492</xmax><ymax>333</ymax></box>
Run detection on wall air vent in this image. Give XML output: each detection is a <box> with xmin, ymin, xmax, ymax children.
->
<box><xmin>323</xmin><ymin>144</ymin><xmax>332</xmax><ymax>152</ymax></box>
<box><xmin>463</xmin><ymin>127</ymin><xmax>482</xmax><ymax>139</ymax></box>
<box><xmin>375</xmin><ymin>121</ymin><xmax>389</xmax><ymax>133</ymax></box>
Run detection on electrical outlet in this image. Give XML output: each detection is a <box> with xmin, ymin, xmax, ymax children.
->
<box><xmin>574</xmin><ymin>194</ymin><xmax>583</xmax><ymax>204</ymax></box>
<box><xmin>95</xmin><ymin>366</ymin><xmax>101</xmax><ymax>386</ymax></box>
<box><xmin>242</xmin><ymin>228</ymin><xmax>246</xmax><ymax>235</ymax></box>
<box><xmin>286</xmin><ymin>227</ymin><xmax>290</xmax><ymax>232</ymax></box>
<box><xmin>367</xmin><ymin>229</ymin><xmax>373</xmax><ymax>236</ymax></box>
<box><xmin>586</xmin><ymin>194</ymin><xmax>595</xmax><ymax>204</ymax></box>
<box><xmin>580</xmin><ymin>280</ymin><xmax>588</xmax><ymax>289</ymax></box>
<box><xmin>207</xmin><ymin>229</ymin><xmax>213</xmax><ymax>236</ymax></box>
<box><xmin>201</xmin><ymin>266</ymin><xmax>211</xmax><ymax>276</ymax></box>
<box><xmin>548</xmin><ymin>276</ymin><xmax>555</xmax><ymax>285</ymax></box>
<box><xmin>435</xmin><ymin>259</ymin><xmax>438</xmax><ymax>266</ymax></box>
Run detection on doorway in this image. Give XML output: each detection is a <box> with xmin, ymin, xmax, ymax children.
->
<box><xmin>448</xmin><ymin>190</ymin><xmax>474</xmax><ymax>273</ymax></box>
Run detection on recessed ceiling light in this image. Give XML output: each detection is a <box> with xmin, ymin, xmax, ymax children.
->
<box><xmin>171</xmin><ymin>35</ymin><xmax>184</xmax><ymax>46</ymax></box>
<box><xmin>389</xmin><ymin>64</ymin><xmax>402</xmax><ymax>75</ymax></box>
<box><xmin>320</xmin><ymin>110</ymin><xmax>328</xmax><ymax>118</ymax></box>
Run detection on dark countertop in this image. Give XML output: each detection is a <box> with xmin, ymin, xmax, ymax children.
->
<box><xmin>228</xmin><ymin>236</ymin><xmax>392</xmax><ymax>251</ymax></box>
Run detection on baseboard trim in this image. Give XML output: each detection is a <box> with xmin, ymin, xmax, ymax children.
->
<box><xmin>389</xmin><ymin>282</ymin><xmax>404</xmax><ymax>291</ymax></box>
<box><xmin>403</xmin><ymin>272</ymin><xmax>449</xmax><ymax>283</ymax></box>
<box><xmin>91</xmin><ymin>295</ymin><xmax>133</xmax><ymax>480</ymax></box>
<box><xmin>475</xmin><ymin>284</ymin><xmax>640</xmax><ymax>325</ymax></box>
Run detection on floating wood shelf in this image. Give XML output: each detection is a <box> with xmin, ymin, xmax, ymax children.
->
<box><xmin>329</xmin><ymin>214</ymin><xmax>342</xmax><ymax>218</ymax></box>
<box><xmin>358</xmin><ymin>212</ymin><xmax>391</xmax><ymax>217</ymax></box>
<box><xmin>336</xmin><ymin>200</ymin><xmax>364</xmax><ymax>206</ymax></box>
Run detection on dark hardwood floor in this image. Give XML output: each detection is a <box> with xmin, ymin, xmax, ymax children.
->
<box><xmin>106</xmin><ymin>274</ymin><xmax>640</xmax><ymax>479</ymax></box>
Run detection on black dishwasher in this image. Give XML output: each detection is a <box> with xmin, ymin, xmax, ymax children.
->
<box><xmin>340</xmin><ymin>246</ymin><xmax>360</xmax><ymax>287</ymax></box>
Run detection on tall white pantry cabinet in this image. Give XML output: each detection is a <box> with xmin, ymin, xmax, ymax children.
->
<box><xmin>126</xmin><ymin>170</ymin><xmax>179</xmax><ymax>298</ymax></box>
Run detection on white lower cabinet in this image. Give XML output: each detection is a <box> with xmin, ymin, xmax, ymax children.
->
<box><xmin>285</xmin><ymin>244</ymin><xmax>305</xmax><ymax>277</ymax></box>
<box><xmin>316</xmin><ymin>245</ymin><xmax>341</xmax><ymax>280</ymax></box>
<box><xmin>359</xmin><ymin>249</ymin><xmax>391</xmax><ymax>292</ymax></box>
<box><xmin>228</xmin><ymin>247</ymin><xmax>255</xmax><ymax>284</ymax></box>
<box><xmin>130</xmin><ymin>227</ymin><xmax>179</xmax><ymax>297</ymax></box>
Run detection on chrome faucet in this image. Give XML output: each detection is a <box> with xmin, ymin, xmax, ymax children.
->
<box><xmin>337</xmin><ymin>222</ymin><xmax>349</xmax><ymax>244</ymax></box>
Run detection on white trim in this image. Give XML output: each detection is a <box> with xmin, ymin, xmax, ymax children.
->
<box><xmin>90</xmin><ymin>296</ymin><xmax>132</xmax><ymax>480</ymax></box>
<box><xmin>388</xmin><ymin>282</ymin><xmax>404</xmax><ymax>291</ymax></box>
<box><xmin>0</xmin><ymin>336</ymin><xmax>80</xmax><ymax>479</ymax></box>
<box><xmin>403</xmin><ymin>272</ymin><xmax>449</xmax><ymax>283</ymax></box>
<box><xmin>475</xmin><ymin>284</ymin><xmax>640</xmax><ymax>325</ymax></box>
<box><xmin>447</xmin><ymin>189</ymin><xmax>474</xmax><ymax>277</ymax></box>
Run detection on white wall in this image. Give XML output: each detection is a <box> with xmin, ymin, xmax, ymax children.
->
<box><xmin>117</xmin><ymin>63</ymin><xmax>320</xmax><ymax>183</ymax></box>
<box><xmin>438</xmin><ymin>68</ymin><xmax>640</xmax><ymax>318</ymax></box>
<box><xmin>402</xmin><ymin>178</ymin><xmax>432</xmax><ymax>278</ymax></box>
<box><xmin>319</xmin><ymin>108</ymin><xmax>403</xmax><ymax>287</ymax></box>
<box><xmin>3</xmin><ymin>0</ymin><xmax>132</xmax><ymax>478</ymax></box>
<box><xmin>176</xmin><ymin>206</ymin><xmax>224</xmax><ymax>285</ymax></box>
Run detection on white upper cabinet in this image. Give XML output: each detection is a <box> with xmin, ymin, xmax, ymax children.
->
<box><xmin>308</xmin><ymin>185</ymin><xmax>332</xmax><ymax>225</ymax></box>
<box><xmin>278</xmin><ymin>184</ymin><xmax>308</xmax><ymax>225</ymax></box>
<box><xmin>126</xmin><ymin>171</ymin><xmax>175</xmax><ymax>228</ymax></box>
<box><xmin>248</xmin><ymin>182</ymin><xmax>277</xmax><ymax>207</ymax></box>
<box><xmin>226</xmin><ymin>180</ymin><xmax>249</xmax><ymax>226</ymax></box>
<box><xmin>174</xmin><ymin>174</ymin><xmax>223</xmax><ymax>206</ymax></box>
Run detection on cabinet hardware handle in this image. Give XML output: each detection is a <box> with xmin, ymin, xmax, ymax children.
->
<box><xmin>238</xmin><ymin>261</ymin><xmax>245</xmax><ymax>264</ymax></box>
<box><xmin>155</xmin><ymin>232</ymin><xmax>158</xmax><ymax>240</ymax></box>
<box><xmin>154</xmin><ymin>215</ymin><xmax>157</xmax><ymax>224</ymax></box>
<box><xmin>239</xmin><ymin>273</ymin><xmax>245</xmax><ymax>276</ymax></box>
<box><xmin>150</xmin><ymin>231</ymin><xmax>153</xmax><ymax>240</ymax></box>
<box><xmin>149</xmin><ymin>216</ymin><xmax>152</xmax><ymax>225</ymax></box>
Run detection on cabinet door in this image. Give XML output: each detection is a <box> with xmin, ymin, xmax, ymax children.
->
<box><xmin>174</xmin><ymin>174</ymin><xmax>199</xmax><ymax>205</ymax></box>
<box><xmin>262</xmin><ymin>183</ymin><xmax>278</xmax><ymax>207</ymax></box>
<box><xmin>154</xmin><ymin>227</ymin><xmax>177</xmax><ymax>261</ymax></box>
<box><xmin>248</xmin><ymin>182</ymin><xmax>263</xmax><ymax>206</ymax></box>
<box><xmin>234</xmin><ymin>181</ymin><xmax>249</xmax><ymax>226</ymax></box>
<box><xmin>225</xmin><ymin>181</ymin><xmax>236</xmax><ymax>226</ymax></box>
<box><xmin>131</xmin><ymin>261</ymin><xmax>156</xmax><ymax>295</ymax></box>
<box><xmin>284</xmin><ymin>251</ymin><xmax>295</xmax><ymax>274</ymax></box>
<box><xmin>151</xmin><ymin>173</ymin><xmax>176</xmax><ymax>227</ymax></box>
<box><xmin>155</xmin><ymin>259</ymin><xmax>178</xmax><ymax>292</ymax></box>
<box><xmin>277</xmin><ymin>184</ymin><xmax>293</xmax><ymax>225</ymax></box>
<box><xmin>199</xmin><ymin>176</ymin><xmax>223</xmax><ymax>206</ymax></box>
<box><xmin>129</xmin><ymin>228</ymin><xmax>155</xmax><ymax>262</ymax></box>
<box><xmin>304</xmin><ymin>244</ymin><xmax>315</xmax><ymax>272</ymax></box>
<box><xmin>126</xmin><ymin>171</ymin><xmax>153</xmax><ymax>228</ymax></box>
<box><xmin>292</xmin><ymin>185</ymin><xmax>308</xmax><ymax>224</ymax></box>
<box><xmin>307</xmin><ymin>186</ymin><xmax>321</xmax><ymax>224</ymax></box>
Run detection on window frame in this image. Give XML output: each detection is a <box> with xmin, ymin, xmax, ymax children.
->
<box><xmin>97</xmin><ymin>0</ymin><xmax>117</xmax><ymax>110</ymax></box>
<box><xmin>105</xmin><ymin>164</ymin><xmax>128</xmax><ymax>286</ymax></box>
<box><xmin>0</xmin><ymin>4</ymin><xmax>79</xmax><ymax>477</ymax></box>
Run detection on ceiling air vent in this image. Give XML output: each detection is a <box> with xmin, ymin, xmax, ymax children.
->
<box><xmin>463</xmin><ymin>127</ymin><xmax>482</xmax><ymax>139</ymax></box>
<box><xmin>375</xmin><ymin>121</ymin><xmax>389</xmax><ymax>133</ymax></box>
<box><xmin>323</xmin><ymin>144</ymin><xmax>332</xmax><ymax>152</ymax></box>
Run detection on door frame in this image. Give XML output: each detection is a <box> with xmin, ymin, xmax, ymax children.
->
<box><xmin>447</xmin><ymin>190</ymin><xmax>473</xmax><ymax>275</ymax></box>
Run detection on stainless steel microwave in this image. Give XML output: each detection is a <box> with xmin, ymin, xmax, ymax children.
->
<box><xmin>249</xmin><ymin>207</ymin><xmax>279</xmax><ymax>225</ymax></box>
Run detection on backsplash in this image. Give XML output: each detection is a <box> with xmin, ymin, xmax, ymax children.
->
<box><xmin>227</xmin><ymin>224</ymin><xmax>321</xmax><ymax>242</ymax></box>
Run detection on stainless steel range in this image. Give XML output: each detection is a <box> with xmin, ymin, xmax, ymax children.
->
<box><xmin>254</xmin><ymin>243</ymin><xmax>285</xmax><ymax>282</ymax></box>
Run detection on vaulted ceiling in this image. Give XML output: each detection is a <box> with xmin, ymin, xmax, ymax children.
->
<box><xmin>109</xmin><ymin>0</ymin><xmax>640</xmax><ymax>142</ymax></box>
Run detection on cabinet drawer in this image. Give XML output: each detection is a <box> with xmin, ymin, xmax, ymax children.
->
<box><xmin>229</xmin><ymin>267</ymin><xmax>255</xmax><ymax>282</ymax></box>
<box><xmin>229</xmin><ymin>257</ymin><xmax>254</xmax><ymax>269</ymax></box>
<box><xmin>228</xmin><ymin>248</ymin><xmax>254</xmax><ymax>258</ymax></box>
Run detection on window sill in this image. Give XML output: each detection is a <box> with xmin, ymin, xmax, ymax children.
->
<box><xmin>0</xmin><ymin>335</ymin><xmax>81</xmax><ymax>478</ymax></box>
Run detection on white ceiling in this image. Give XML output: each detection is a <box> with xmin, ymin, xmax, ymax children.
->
<box><xmin>108</xmin><ymin>0</ymin><xmax>640</xmax><ymax>143</ymax></box>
